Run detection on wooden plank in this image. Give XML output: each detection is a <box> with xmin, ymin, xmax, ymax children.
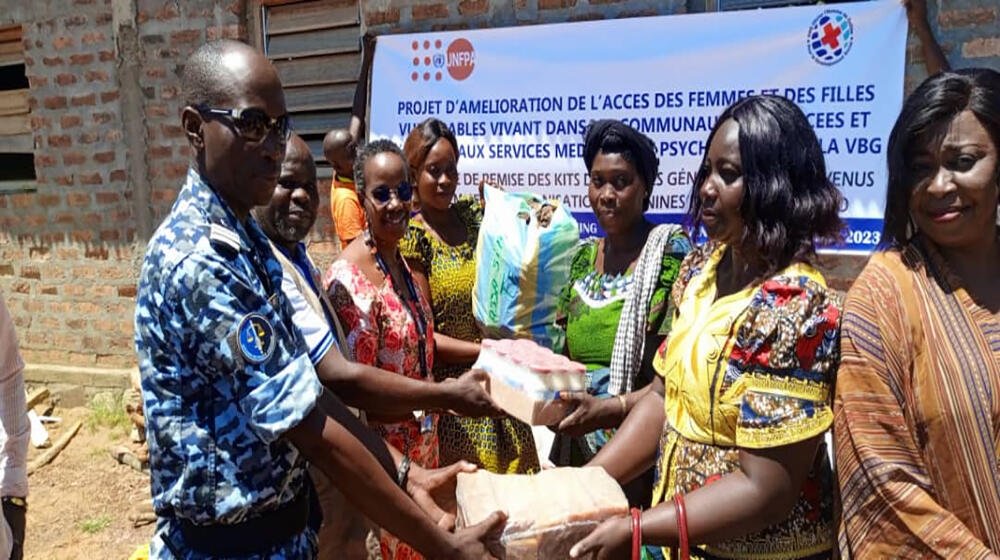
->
<box><xmin>247</xmin><ymin>0</ymin><xmax>265</xmax><ymax>50</ymax></box>
<box><xmin>0</xmin><ymin>181</ymin><xmax>36</xmax><ymax>194</ymax></box>
<box><xmin>27</xmin><ymin>421</ymin><xmax>82</xmax><ymax>476</ymax></box>
<box><xmin>0</xmin><ymin>114</ymin><xmax>30</xmax><ymax>136</ymax></box>
<box><xmin>266</xmin><ymin>0</ymin><xmax>358</xmax><ymax>35</ymax></box>
<box><xmin>267</xmin><ymin>20</ymin><xmax>358</xmax><ymax>37</ymax></box>
<box><xmin>26</xmin><ymin>388</ymin><xmax>49</xmax><ymax>411</ymax></box>
<box><xmin>0</xmin><ymin>25</ymin><xmax>21</xmax><ymax>43</ymax></box>
<box><xmin>0</xmin><ymin>52</ymin><xmax>23</xmax><ymax>67</ymax></box>
<box><xmin>0</xmin><ymin>133</ymin><xmax>32</xmax><ymax>153</ymax></box>
<box><xmin>303</xmin><ymin>135</ymin><xmax>325</xmax><ymax>163</ymax></box>
<box><xmin>284</xmin><ymin>82</ymin><xmax>355</xmax><ymax>112</ymax></box>
<box><xmin>266</xmin><ymin>24</ymin><xmax>359</xmax><ymax>57</ymax></box>
<box><xmin>273</xmin><ymin>51</ymin><xmax>359</xmax><ymax>88</ymax></box>
<box><xmin>0</xmin><ymin>42</ymin><xmax>22</xmax><ymax>56</ymax></box>
<box><xmin>290</xmin><ymin>109</ymin><xmax>350</xmax><ymax>135</ymax></box>
<box><xmin>0</xmin><ymin>89</ymin><xmax>28</xmax><ymax>116</ymax></box>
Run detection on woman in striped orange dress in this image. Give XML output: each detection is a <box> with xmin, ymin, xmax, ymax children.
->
<box><xmin>835</xmin><ymin>69</ymin><xmax>1000</xmax><ymax>558</ymax></box>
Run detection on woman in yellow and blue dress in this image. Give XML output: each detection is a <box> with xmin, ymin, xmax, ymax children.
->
<box><xmin>571</xmin><ymin>95</ymin><xmax>844</xmax><ymax>560</ymax></box>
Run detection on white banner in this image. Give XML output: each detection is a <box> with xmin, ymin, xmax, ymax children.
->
<box><xmin>370</xmin><ymin>0</ymin><xmax>907</xmax><ymax>253</ymax></box>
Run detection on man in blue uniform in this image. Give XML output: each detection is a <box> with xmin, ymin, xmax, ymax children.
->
<box><xmin>134</xmin><ymin>40</ymin><xmax>504</xmax><ymax>559</ymax></box>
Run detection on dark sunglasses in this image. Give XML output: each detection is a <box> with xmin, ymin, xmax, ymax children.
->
<box><xmin>196</xmin><ymin>105</ymin><xmax>292</xmax><ymax>144</ymax></box>
<box><xmin>369</xmin><ymin>182</ymin><xmax>413</xmax><ymax>205</ymax></box>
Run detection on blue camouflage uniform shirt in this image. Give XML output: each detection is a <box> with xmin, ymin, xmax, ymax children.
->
<box><xmin>134</xmin><ymin>169</ymin><xmax>322</xmax><ymax>559</ymax></box>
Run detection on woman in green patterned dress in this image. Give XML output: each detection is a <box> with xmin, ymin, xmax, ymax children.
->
<box><xmin>400</xmin><ymin>118</ymin><xmax>539</xmax><ymax>474</ymax></box>
<box><xmin>551</xmin><ymin>121</ymin><xmax>689</xmax><ymax>511</ymax></box>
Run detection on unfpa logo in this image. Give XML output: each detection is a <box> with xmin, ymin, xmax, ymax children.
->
<box><xmin>410</xmin><ymin>38</ymin><xmax>475</xmax><ymax>82</ymax></box>
<box><xmin>807</xmin><ymin>10</ymin><xmax>854</xmax><ymax>66</ymax></box>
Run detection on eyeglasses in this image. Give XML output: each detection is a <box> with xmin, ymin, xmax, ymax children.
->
<box><xmin>196</xmin><ymin>105</ymin><xmax>292</xmax><ymax>144</ymax></box>
<box><xmin>368</xmin><ymin>182</ymin><xmax>413</xmax><ymax>205</ymax></box>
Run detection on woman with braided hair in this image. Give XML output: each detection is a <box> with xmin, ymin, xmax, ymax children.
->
<box><xmin>399</xmin><ymin>118</ymin><xmax>540</xmax><ymax>475</ymax></box>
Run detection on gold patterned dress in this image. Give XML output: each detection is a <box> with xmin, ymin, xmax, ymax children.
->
<box><xmin>651</xmin><ymin>243</ymin><xmax>842</xmax><ymax>559</ymax></box>
<box><xmin>400</xmin><ymin>196</ymin><xmax>539</xmax><ymax>474</ymax></box>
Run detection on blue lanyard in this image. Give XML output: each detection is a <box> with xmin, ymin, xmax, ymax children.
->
<box><xmin>372</xmin><ymin>249</ymin><xmax>430</xmax><ymax>381</ymax></box>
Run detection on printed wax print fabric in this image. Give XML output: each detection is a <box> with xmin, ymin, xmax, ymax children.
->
<box><xmin>552</xmin><ymin>234</ymin><xmax>686</xmax><ymax>465</ymax></box>
<box><xmin>651</xmin><ymin>242</ymin><xmax>842</xmax><ymax>560</ymax></box>
<box><xmin>325</xmin><ymin>258</ymin><xmax>438</xmax><ymax>560</ymax></box>
<box><xmin>400</xmin><ymin>196</ymin><xmax>539</xmax><ymax>474</ymax></box>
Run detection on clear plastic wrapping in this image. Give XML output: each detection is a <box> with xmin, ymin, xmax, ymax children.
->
<box><xmin>472</xmin><ymin>186</ymin><xmax>579</xmax><ymax>352</ymax></box>
<box><xmin>456</xmin><ymin>467</ymin><xmax>628</xmax><ymax>559</ymax></box>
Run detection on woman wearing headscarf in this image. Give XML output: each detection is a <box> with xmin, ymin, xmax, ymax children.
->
<box><xmin>550</xmin><ymin>120</ymin><xmax>689</xmax><ymax>508</ymax></box>
<box><xmin>835</xmin><ymin>69</ymin><xmax>1000</xmax><ymax>558</ymax></box>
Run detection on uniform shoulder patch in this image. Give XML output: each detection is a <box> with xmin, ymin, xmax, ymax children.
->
<box><xmin>237</xmin><ymin>313</ymin><xmax>275</xmax><ymax>363</ymax></box>
<box><xmin>210</xmin><ymin>223</ymin><xmax>243</xmax><ymax>255</ymax></box>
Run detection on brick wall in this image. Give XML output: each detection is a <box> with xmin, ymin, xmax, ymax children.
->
<box><xmin>2</xmin><ymin>2</ymin><xmax>135</xmax><ymax>369</ymax></box>
<box><xmin>362</xmin><ymin>0</ymin><xmax>686</xmax><ymax>32</ymax></box>
<box><xmin>0</xmin><ymin>0</ymin><xmax>996</xmax><ymax>375</ymax></box>
<box><xmin>0</xmin><ymin>0</ymin><xmax>245</xmax><ymax>375</ymax></box>
<box><xmin>909</xmin><ymin>0</ymin><xmax>999</xmax><ymax>91</ymax></box>
<box><xmin>135</xmin><ymin>0</ymin><xmax>246</xmax><ymax>223</ymax></box>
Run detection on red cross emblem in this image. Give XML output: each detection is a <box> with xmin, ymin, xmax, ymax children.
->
<box><xmin>821</xmin><ymin>22</ymin><xmax>842</xmax><ymax>49</ymax></box>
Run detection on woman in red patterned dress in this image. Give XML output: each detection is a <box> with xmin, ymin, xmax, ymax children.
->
<box><xmin>325</xmin><ymin>139</ymin><xmax>493</xmax><ymax>560</ymax></box>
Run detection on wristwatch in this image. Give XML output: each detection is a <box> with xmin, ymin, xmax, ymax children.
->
<box><xmin>1</xmin><ymin>496</ymin><xmax>26</xmax><ymax>508</ymax></box>
<box><xmin>396</xmin><ymin>456</ymin><xmax>412</xmax><ymax>490</ymax></box>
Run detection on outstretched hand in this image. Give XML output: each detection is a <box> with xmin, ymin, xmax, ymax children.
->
<box><xmin>569</xmin><ymin>515</ymin><xmax>631</xmax><ymax>560</ymax></box>
<box><xmin>446</xmin><ymin>510</ymin><xmax>508</xmax><ymax>560</ymax></box>
<box><xmin>407</xmin><ymin>460</ymin><xmax>477</xmax><ymax>529</ymax></box>
<box><xmin>445</xmin><ymin>369</ymin><xmax>504</xmax><ymax>418</ymax></box>
<box><xmin>551</xmin><ymin>391</ymin><xmax>620</xmax><ymax>437</ymax></box>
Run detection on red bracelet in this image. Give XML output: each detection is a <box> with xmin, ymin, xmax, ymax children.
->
<box><xmin>674</xmin><ymin>494</ymin><xmax>689</xmax><ymax>560</ymax></box>
<box><xmin>630</xmin><ymin>507</ymin><xmax>641</xmax><ymax>560</ymax></box>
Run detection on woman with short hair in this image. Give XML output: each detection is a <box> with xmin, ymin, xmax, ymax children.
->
<box><xmin>325</xmin><ymin>139</ymin><xmax>492</xmax><ymax>560</ymax></box>
<box><xmin>835</xmin><ymin>69</ymin><xmax>1000</xmax><ymax>558</ymax></box>
<box><xmin>572</xmin><ymin>95</ymin><xmax>844</xmax><ymax>559</ymax></box>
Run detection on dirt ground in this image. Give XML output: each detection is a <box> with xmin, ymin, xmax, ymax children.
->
<box><xmin>23</xmin><ymin>406</ymin><xmax>154</xmax><ymax>559</ymax></box>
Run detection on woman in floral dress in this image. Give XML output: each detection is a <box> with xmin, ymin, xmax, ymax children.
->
<box><xmin>325</xmin><ymin>139</ymin><xmax>443</xmax><ymax>560</ymax></box>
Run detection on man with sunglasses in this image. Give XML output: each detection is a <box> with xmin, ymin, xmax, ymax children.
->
<box><xmin>252</xmin><ymin>135</ymin><xmax>501</xmax><ymax>559</ymax></box>
<box><xmin>134</xmin><ymin>40</ymin><xmax>505</xmax><ymax>560</ymax></box>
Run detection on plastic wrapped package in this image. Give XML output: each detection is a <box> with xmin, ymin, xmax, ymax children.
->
<box><xmin>455</xmin><ymin>467</ymin><xmax>628</xmax><ymax>559</ymax></box>
<box><xmin>473</xmin><ymin>338</ymin><xmax>586</xmax><ymax>426</ymax></box>
<box><xmin>473</xmin><ymin>186</ymin><xmax>579</xmax><ymax>351</ymax></box>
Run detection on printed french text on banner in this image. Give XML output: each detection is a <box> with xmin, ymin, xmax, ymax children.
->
<box><xmin>370</xmin><ymin>0</ymin><xmax>907</xmax><ymax>254</ymax></box>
